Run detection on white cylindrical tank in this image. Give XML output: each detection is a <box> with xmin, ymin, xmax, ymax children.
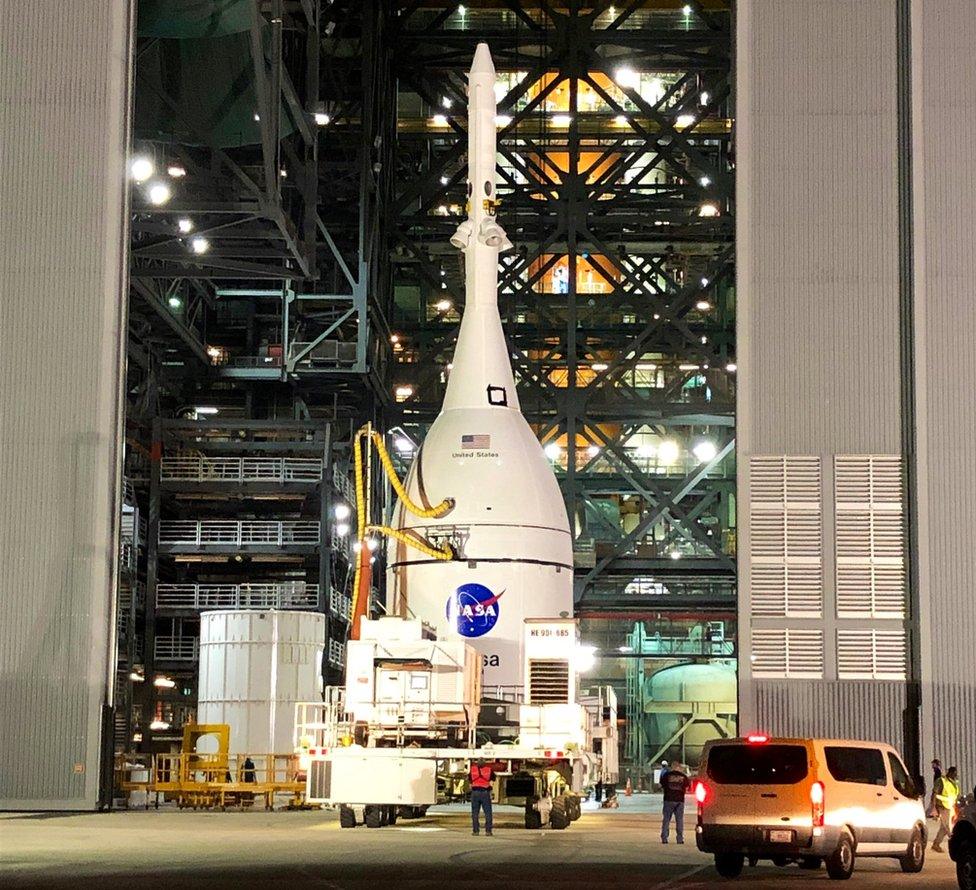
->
<box><xmin>197</xmin><ymin>610</ymin><xmax>324</xmax><ymax>755</ymax></box>
<box><xmin>645</xmin><ymin>662</ymin><xmax>737</xmax><ymax>763</ymax></box>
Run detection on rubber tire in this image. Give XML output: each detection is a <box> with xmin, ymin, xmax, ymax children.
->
<box><xmin>799</xmin><ymin>857</ymin><xmax>822</xmax><ymax>870</ymax></box>
<box><xmin>524</xmin><ymin>804</ymin><xmax>542</xmax><ymax>829</ymax></box>
<box><xmin>550</xmin><ymin>797</ymin><xmax>570</xmax><ymax>830</ymax></box>
<box><xmin>825</xmin><ymin>829</ymin><xmax>856</xmax><ymax>880</ymax></box>
<box><xmin>771</xmin><ymin>856</ymin><xmax>790</xmax><ymax>867</ymax></box>
<box><xmin>714</xmin><ymin>853</ymin><xmax>744</xmax><ymax>879</ymax></box>
<box><xmin>899</xmin><ymin>826</ymin><xmax>925</xmax><ymax>873</ymax></box>
<box><xmin>339</xmin><ymin>806</ymin><xmax>356</xmax><ymax>829</ymax></box>
<box><xmin>955</xmin><ymin>837</ymin><xmax>976</xmax><ymax>890</ymax></box>
<box><xmin>569</xmin><ymin>796</ymin><xmax>581</xmax><ymax>821</ymax></box>
<box><xmin>387</xmin><ymin>806</ymin><xmax>397</xmax><ymax>826</ymax></box>
<box><xmin>364</xmin><ymin>806</ymin><xmax>382</xmax><ymax>829</ymax></box>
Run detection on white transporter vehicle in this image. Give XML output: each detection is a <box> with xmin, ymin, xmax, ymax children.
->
<box><xmin>296</xmin><ymin>43</ymin><xmax>618</xmax><ymax>829</ymax></box>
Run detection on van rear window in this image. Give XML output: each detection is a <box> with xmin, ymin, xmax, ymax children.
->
<box><xmin>824</xmin><ymin>747</ymin><xmax>887</xmax><ymax>786</ymax></box>
<box><xmin>706</xmin><ymin>744</ymin><xmax>808</xmax><ymax>785</ymax></box>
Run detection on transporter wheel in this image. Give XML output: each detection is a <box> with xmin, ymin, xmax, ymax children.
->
<box><xmin>364</xmin><ymin>806</ymin><xmax>383</xmax><ymax>829</ymax></box>
<box><xmin>956</xmin><ymin>837</ymin><xmax>976</xmax><ymax>890</ymax></box>
<box><xmin>339</xmin><ymin>805</ymin><xmax>357</xmax><ymax>829</ymax></box>
<box><xmin>524</xmin><ymin>796</ymin><xmax>542</xmax><ymax>829</ymax></box>
<box><xmin>714</xmin><ymin>853</ymin><xmax>744</xmax><ymax>879</ymax></box>
<box><xmin>387</xmin><ymin>806</ymin><xmax>397</xmax><ymax>826</ymax></box>
<box><xmin>798</xmin><ymin>857</ymin><xmax>822</xmax><ymax>870</ymax></box>
<box><xmin>568</xmin><ymin>796</ymin><xmax>581</xmax><ymax>821</ymax></box>
<box><xmin>899</xmin><ymin>825</ymin><xmax>925</xmax><ymax>873</ymax></box>
<box><xmin>825</xmin><ymin>829</ymin><xmax>855</xmax><ymax>881</ymax></box>
<box><xmin>771</xmin><ymin>856</ymin><xmax>790</xmax><ymax>867</ymax></box>
<box><xmin>549</xmin><ymin>797</ymin><xmax>570</xmax><ymax>830</ymax></box>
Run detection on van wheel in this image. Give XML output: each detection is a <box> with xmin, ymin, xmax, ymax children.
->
<box><xmin>799</xmin><ymin>857</ymin><xmax>822</xmax><ymax>870</ymax></box>
<box><xmin>714</xmin><ymin>853</ymin><xmax>744</xmax><ymax>878</ymax></box>
<box><xmin>900</xmin><ymin>825</ymin><xmax>925</xmax><ymax>873</ymax></box>
<box><xmin>955</xmin><ymin>837</ymin><xmax>975</xmax><ymax>890</ymax></box>
<box><xmin>826</xmin><ymin>829</ymin><xmax>855</xmax><ymax>880</ymax></box>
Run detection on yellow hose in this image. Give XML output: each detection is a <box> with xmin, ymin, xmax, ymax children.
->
<box><xmin>349</xmin><ymin>424</ymin><xmax>455</xmax><ymax>632</ymax></box>
<box><xmin>368</xmin><ymin>430</ymin><xmax>454</xmax><ymax>519</ymax></box>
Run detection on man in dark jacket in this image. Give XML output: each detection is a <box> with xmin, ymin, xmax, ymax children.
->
<box><xmin>659</xmin><ymin>763</ymin><xmax>690</xmax><ymax>844</ymax></box>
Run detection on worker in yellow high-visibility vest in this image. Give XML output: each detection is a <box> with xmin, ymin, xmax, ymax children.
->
<box><xmin>932</xmin><ymin>765</ymin><xmax>960</xmax><ymax>853</ymax></box>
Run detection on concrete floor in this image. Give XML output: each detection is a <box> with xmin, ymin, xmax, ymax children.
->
<box><xmin>0</xmin><ymin>795</ymin><xmax>958</xmax><ymax>889</ymax></box>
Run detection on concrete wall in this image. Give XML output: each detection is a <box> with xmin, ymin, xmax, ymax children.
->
<box><xmin>736</xmin><ymin>0</ymin><xmax>906</xmax><ymax>744</ymax></box>
<box><xmin>910</xmin><ymin>0</ymin><xmax>976</xmax><ymax>788</ymax></box>
<box><xmin>0</xmin><ymin>1</ymin><xmax>132</xmax><ymax>808</ymax></box>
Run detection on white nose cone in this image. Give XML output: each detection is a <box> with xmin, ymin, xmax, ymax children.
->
<box><xmin>387</xmin><ymin>44</ymin><xmax>572</xmax><ymax>691</ymax></box>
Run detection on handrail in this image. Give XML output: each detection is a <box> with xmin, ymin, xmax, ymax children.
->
<box><xmin>161</xmin><ymin>456</ymin><xmax>323</xmax><ymax>483</ymax></box>
<box><xmin>159</xmin><ymin>520</ymin><xmax>320</xmax><ymax>546</ymax></box>
<box><xmin>157</xmin><ymin>582</ymin><xmax>320</xmax><ymax>610</ymax></box>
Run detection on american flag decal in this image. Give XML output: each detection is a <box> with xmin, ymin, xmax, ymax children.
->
<box><xmin>461</xmin><ymin>434</ymin><xmax>490</xmax><ymax>449</ymax></box>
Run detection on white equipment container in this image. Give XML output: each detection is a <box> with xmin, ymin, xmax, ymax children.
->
<box><xmin>197</xmin><ymin>609</ymin><xmax>323</xmax><ymax>754</ymax></box>
<box><xmin>385</xmin><ymin>43</ymin><xmax>573</xmax><ymax>691</ymax></box>
<box><xmin>344</xmin><ymin>617</ymin><xmax>481</xmax><ymax>738</ymax></box>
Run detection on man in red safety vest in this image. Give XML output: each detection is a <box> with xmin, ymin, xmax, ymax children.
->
<box><xmin>469</xmin><ymin>759</ymin><xmax>502</xmax><ymax>836</ymax></box>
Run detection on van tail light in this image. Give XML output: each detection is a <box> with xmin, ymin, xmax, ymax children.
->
<box><xmin>810</xmin><ymin>781</ymin><xmax>825</xmax><ymax>828</ymax></box>
<box><xmin>694</xmin><ymin>781</ymin><xmax>708</xmax><ymax>822</ymax></box>
<box><xmin>747</xmin><ymin>734</ymin><xmax>768</xmax><ymax>744</ymax></box>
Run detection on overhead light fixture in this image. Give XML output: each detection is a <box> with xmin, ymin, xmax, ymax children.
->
<box><xmin>699</xmin><ymin>202</ymin><xmax>719</xmax><ymax>217</ymax></box>
<box><xmin>168</xmin><ymin>296</ymin><xmax>182</xmax><ymax>310</ymax></box>
<box><xmin>675</xmin><ymin>113</ymin><xmax>696</xmax><ymax>128</ymax></box>
<box><xmin>129</xmin><ymin>670</ymin><xmax>145</xmax><ymax>683</ymax></box>
<box><xmin>206</xmin><ymin>345</ymin><xmax>222</xmax><ymax>360</ymax></box>
<box><xmin>436</xmin><ymin>299</ymin><xmax>452</xmax><ymax>311</ymax></box>
<box><xmin>194</xmin><ymin>406</ymin><xmax>219</xmax><ymax>415</ymax></box>
<box><xmin>669</xmin><ymin>549</ymin><xmax>682</xmax><ymax>560</ymax></box>
<box><xmin>726</xmin><ymin>362</ymin><xmax>737</xmax><ymax>372</ymax></box>
<box><xmin>390</xmin><ymin>334</ymin><xmax>400</xmax><ymax>344</ymax></box>
<box><xmin>147</xmin><ymin>182</ymin><xmax>171</xmax><ymax>205</ymax></box>
<box><xmin>551</xmin><ymin>114</ymin><xmax>572</xmax><ymax>127</ymax></box>
<box><xmin>440</xmin><ymin>175</ymin><xmax>449</xmax><ymax>185</ymax></box>
<box><xmin>591</xmin><ymin>362</ymin><xmax>609</xmax><ymax>372</ymax></box>
<box><xmin>432</xmin><ymin>114</ymin><xmax>448</xmax><ymax>126</ymax></box>
<box><xmin>253</xmin><ymin>113</ymin><xmax>261</xmax><ymax>122</ymax></box>
<box><xmin>153</xmin><ymin>676</ymin><xmax>176</xmax><ymax>689</ymax></box>
<box><xmin>693</xmin><ymin>439</ymin><xmax>718</xmax><ymax>463</ymax></box>
<box><xmin>314</xmin><ymin>111</ymin><xmax>330</xmax><ymax>126</ymax></box>
<box><xmin>614</xmin><ymin>114</ymin><xmax>629</xmax><ymax>126</ymax></box>
<box><xmin>395</xmin><ymin>384</ymin><xmax>414</xmax><ymax>399</ymax></box>
<box><xmin>334</xmin><ymin>503</ymin><xmax>351</xmax><ymax>521</ymax></box>
<box><xmin>614</xmin><ymin>66</ymin><xmax>640</xmax><ymax>90</ymax></box>
<box><xmin>335</xmin><ymin>522</ymin><xmax>350</xmax><ymax>537</ymax></box>
<box><xmin>190</xmin><ymin>236</ymin><xmax>210</xmax><ymax>254</ymax></box>
<box><xmin>177</xmin><ymin>218</ymin><xmax>193</xmax><ymax>234</ymax></box>
<box><xmin>683</xmin><ymin>4</ymin><xmax>693</xmax><ymax>14</ymax></box>
<box><xmin>441</xmin><ymin>96</ymin><xmax>453</xmax><ymax>109</ymax></box>
<box><xmin>129</xmin><ymin>156</ymin><xmax>154</xmax><ymax>182</ymax></box>
<box><xmin>544</xmin><ymin>443</ymin><xmax>562</xmax><ymax>461</ymax></box>
<box><xmin>457</xmin><ymin>4</ymin><xmax>466</xmax><ymax>14</ymax></box>
<box><xmin>679</xmin><ymin>363</ymin><xmax>700</xmax><ymax>371</ymax></box>
<box><xmin>495</xmin><ymin>114</ymin><xmax>512</xmax><ymax>127</ymax></box>
<box><xmin>279</xmin><ymin>168</ymin><xmax>288</xmax><ymax>178</ymax></box>
<box><xmin>658</xmin><ymin>439</ymin><xmax>680</xmax><ymax>464</ymax></box>
<box><xmin>618</xmin><ymin>645</ymin><xmax>633</xmax><ymax>653</ymax></box>
<box><xmin>366</xmin><ymin>538</ymin><xmax>379</xmax><ymax>552</ymax></box>
<box><xmin>700</xmin><ymin>91</ymin><xmax>710</xmax><ymax>105</ymax></box>
<box><xmin>696</xmin><ymin>300</ymin><xmax>711</xmax><ymax>311</ymax></box>
<box><xmin>701</xmin><ymin>277</ymin><xmax>710</xmax><ymax>286</ymax></box>
<box><xmin>587</xmin><ymin>445</ymin><xmax>600</xmax><ymax>458</ymax></box>
<box><xmin>149</xmin><ymin>719</ymin><xmax>171</xmax><ymax>731</ymax></box>
<box><xmin>699</xmin><ymin>175</ymin><xmax>711</xmax><ymax>186</ymax></box>
<box><xmin>167</xmin><ymin>165</ymin><xmax>186</xmax><ymax>178</ymax></box>
<box><xmin>394</xmin><ymin>437</ymin><xmax>414</xmax><ymax>453</ymax></box>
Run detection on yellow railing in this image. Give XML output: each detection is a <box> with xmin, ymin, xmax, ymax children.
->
<box><xmin>114</xmin><ymin>752</ymin><xmax>306</xmax><ymax>811</ymax></box>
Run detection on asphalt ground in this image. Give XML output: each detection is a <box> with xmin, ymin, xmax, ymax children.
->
<box><xmin>0</xmin><ymin>794</ymin><xmax>958</xmax><ymax>889</ymax></box>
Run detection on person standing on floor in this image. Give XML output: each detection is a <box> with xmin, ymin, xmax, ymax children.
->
<box><xmin>927</xmin><ymin>758</ymin><xmax>943</xmax><ymax>818</ymax></box>
<box><xmin>469</xmin><ymin>759</ymin><xmax>502</xmax><ymax>836</ymax></box>
<box><xmin>659</xmin><ymin>762</ymin><xmax>691</xmax><ymax>844</ymax></box>
<box><xmin>932</xmin><ymin>765</ymin><xmax>961</xmax><ymax>853</ymax></box>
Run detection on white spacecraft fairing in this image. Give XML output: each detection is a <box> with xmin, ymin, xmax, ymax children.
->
<box><xmin>386</xmin><ymin>44</ymin><xmax>573</xmax><ymax>692</ymax></box>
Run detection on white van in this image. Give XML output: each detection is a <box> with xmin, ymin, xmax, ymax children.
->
<box><xmin>695</xmin><ymin>736</ymin><xmax>927</xmax><ymax>880</ymax></box>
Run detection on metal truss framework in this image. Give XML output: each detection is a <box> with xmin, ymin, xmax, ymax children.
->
<box><xmin>386</xmin><ymin>1</ymin><xmax>735</xmax><ymax>608</ymax></box>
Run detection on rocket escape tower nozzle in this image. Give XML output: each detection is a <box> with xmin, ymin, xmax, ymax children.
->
<box><xmin>442</xmin><ymin>43</ymin><xmax>518</xmax><ymax>413</ymax></box>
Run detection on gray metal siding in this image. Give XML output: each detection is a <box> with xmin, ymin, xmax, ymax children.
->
<box><xmin>737</xmin><ymin>0</ymin><xmax>903</xmax><ymax>737</ymax></box>
<box><xmin>910</xmin><ymin>0</ymin><xmax>976</xmax><ymax>786</ymax></box>
<box><xmin>755</xmin><ymin>680</ymin><xmax>907</xmax><ymax>749</ymax></box>
<box><xmin>0</xmin><ymin>1</ymin><xmax>132</xmax><ymax>808</ymax></box>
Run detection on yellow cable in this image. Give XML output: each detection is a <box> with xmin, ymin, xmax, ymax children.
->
<box><xmin>367</xmin><ymin>524</ymin><xmax>454</xmax><ymax>561</ymax></box>
<box><xmin>350</xmin><ymin>425</ymin><xmax>369</xmax><ymax>629</ymax></box>
<box><xmin>369</xmin><ymin>430</ymin><xmax>454</xmax><ymax>520</ymax></box>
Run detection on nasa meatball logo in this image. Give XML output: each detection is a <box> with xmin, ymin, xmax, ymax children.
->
<box><xmin>447</xmin><ymin>583</ymin><xmax>504</xmax><ymax>638</ymax></box>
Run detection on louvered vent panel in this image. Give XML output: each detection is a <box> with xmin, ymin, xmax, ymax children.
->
<box><xmin>835</xmin><ymin>456</ymin><xmax>905</xmax><ymax>619</ymax></box>
<box><xmin>752</xmin><ymin>629</ymin><xmax>824</xmax><ymax>679</ymax></box>
<box><xmin>837</xmin><ymin>629</ymin><xmax>907</xmax><ymax>680</ymax></box>
<box><xmin>749</xmin><ymin>456</ymin><xmax>822</xmax><ymax>617</ymax></box>
<box><xmin>528</xmin><ymin>659</ymin><xmax>570</xmax><ymax>704</ymax></box>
